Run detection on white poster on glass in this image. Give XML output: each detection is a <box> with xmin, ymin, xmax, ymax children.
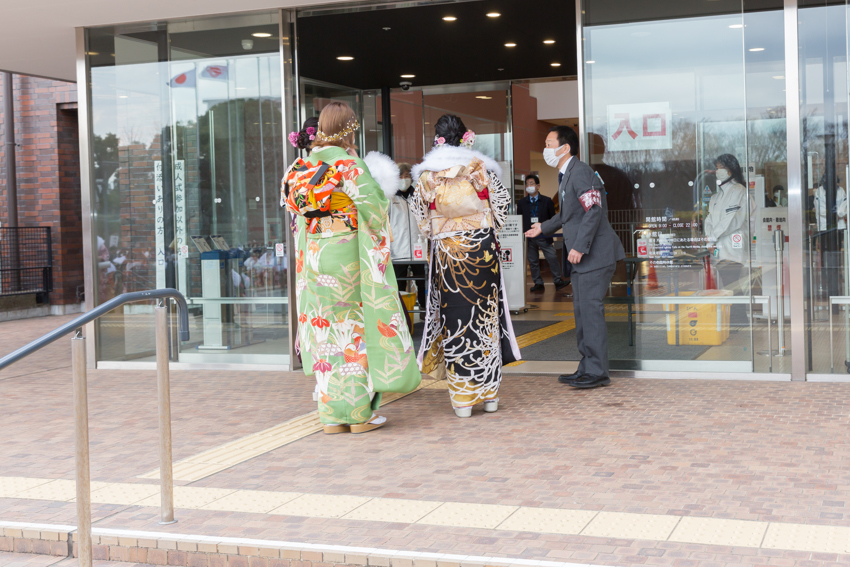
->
<box><xmin>154</xmin><ymin>161</ymin><xmax>166</xmax><ymax>290</ymax></box>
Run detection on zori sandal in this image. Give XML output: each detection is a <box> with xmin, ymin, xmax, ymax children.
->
<box><xmin>350</xmin><ymin>415</ymin><xmax>387</xmax><ymax>434</ymax></box>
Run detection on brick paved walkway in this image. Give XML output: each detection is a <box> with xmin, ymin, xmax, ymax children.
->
<box><xmin>1</xmin><ymin>314</ymin><xmax>849</xmax><ymax>567</ymax></box>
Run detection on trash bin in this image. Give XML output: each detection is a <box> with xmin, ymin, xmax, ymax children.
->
<box><xmin>665</xmin><ymin>289</ymin><xmax>732</xmax><ymax>346</ymax></box>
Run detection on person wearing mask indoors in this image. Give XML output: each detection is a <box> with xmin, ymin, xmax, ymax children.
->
<box><xmin>517</xmin><ymin>175</ymin><xmax>568</xmax><ymax>292</ymax></box>
<box><xmin>526</xmin><ymin>126</ymin><xmax>625</xmax><ymax>390</ymax></box>
<box><xmin>813</xmin><ymin>174</ymin><xmax>847</xmax><ymax>232</ymax></box>
<box><xmin>390</xmin><ymin>163</ymin><xmax>427</xmax><ymax>313</ymax></box>
<box><xmin>704</xmin><ymin>154</ymin><xmax>757</xmax><ymax>292</ymax></box>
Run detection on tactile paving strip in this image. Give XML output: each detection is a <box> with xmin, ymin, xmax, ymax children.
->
<box><xmin>418</xmin><ymin>502</ymin><xmax>519</xmax><ymax>530</ymax></box>
<box><xmin>669</xmin><ymin>517</ymin><xmax>768</xmax><ymax>548</ymax></box>
<box><xmin>581</xmin><ymin>511</ymin><xmax>680</xmax><ymax>541</ymax></box>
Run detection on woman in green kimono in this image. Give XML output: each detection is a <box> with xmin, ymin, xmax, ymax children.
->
<box><xmin>282</xmin><ymin>102</ymin><xmax>420</xmax><ymax>434</ymax></box>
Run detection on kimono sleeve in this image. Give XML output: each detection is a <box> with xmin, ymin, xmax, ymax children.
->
<box><xmin>487</xmin><ymin>170</ymin><xmax>510</xmax><ymax>231</ymax></box>
<box><xmin>341</xmin><ymin>158</ymin><xmax>390</xmax><ymax>234</ymax></box>
<box><xmin>411</xmin><ymin>173</ymin><xmax>433</xmax><ymax>239</ymax></box>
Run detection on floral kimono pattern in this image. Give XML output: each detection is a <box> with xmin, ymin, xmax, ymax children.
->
<box><xmin>411</xmin><ymin>149</ymin><xmax>521</xmax><ymax>408</ymax></box>
<box><xmin>283</xmin><ymin>146</ymin><xmax>420</xmax><ymax>425</ymax></box>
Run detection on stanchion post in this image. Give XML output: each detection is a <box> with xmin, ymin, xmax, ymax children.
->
<box><xmin>156</xmin><ymin>302</ymin><xmax>177</xmax><ymax>525</ymax></box>
<box><xmin>72</xmin><ymin>330</ymin><xmax>92</xmax><ymax>567</ymax></box>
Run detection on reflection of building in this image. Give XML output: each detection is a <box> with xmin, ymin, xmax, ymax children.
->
<box><xmin>0</xmin><ymin>74</ymin><xmax>84</xmax><ymax>317</ymax></box>
<box><xmin>1</xmin><ymin>0</ymin><xmax>848</xmax><ymax>379</ymax></box>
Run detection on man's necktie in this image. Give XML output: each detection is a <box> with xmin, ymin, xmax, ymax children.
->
<box><xmin>558</xmin><ymin>172</ymin><xmax>564</xmax><ymax>185</ymax></box>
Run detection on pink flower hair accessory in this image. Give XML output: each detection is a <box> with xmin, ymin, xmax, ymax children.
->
<box><xmin>288</xmin><ymin>131</ymin><xmax>299</xmax><ymax>148</ymax></box>
<box><xmin>434</xmin><ymin>136</ymin><xmax>446</xmax><ymax>147</ymax></box>
<box><xmin>460</xmin><ymin>130</ymin><xmax>476</xmax><ymax>148</ymax></box>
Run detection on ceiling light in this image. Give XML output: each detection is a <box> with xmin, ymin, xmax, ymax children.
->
<box><xmin>729</xmin><ymin>24</ymin><xmax>743</xmax><ymax>28</ymax></box>
<box><xmin>383</xmin><ymin>27</ymin><xmax>391</xmax><ymax>31</ymax></box>
<box><xmin>443</xmin><ymin>16</ymin><xmax>457</xmax><ymax>21</ymax></box>
<box><xmin>505</xmin><ymin>42</ymin><xmax>517</xmax><ymax>47</ymax></box>
<box><xmin>118</xmin><ymin>95</ymin><xmax>128</xmax><ymax>99</ymax></box>
<box><xmin>252</xmin><ymin>32</ymin><xmax>272</xmax><ymax>38</ymax></box>
<box><xmin>87</xmin><ymin>51</ymin><xmax>99</xmax><ymax>56</ymax></box>
<box><xmin>337</xmin><ymin>56</ymin><xmax>354</xmax><ymax>61</ymax></box>
<box><xmin>476</xmin><ymin>96</ymin><xmax>492</xmax><ymax>99</ymax></box>
<box><xmin>749</xmin><ymin>47</ymin><xmax>764</xmax><ymax>52</ymax></box>
<box><xmin>401</xmin><ymin>74</ymin><xmax>415</xmax><ymax>78</ymax></box>
<box><xmin>774</xmin><ymin>75</ymin><xmax>785</xmax><ymax>79</ymax></box>
<box><xmin>497</xmin><ymin>68</ymin><xmax>504</xmax><ymax>71</ymax></box>
<box><xmin>586</xmin><ymin>60</ymin><xmax>595</xmax><ymax>64</ymax></box>
<box><xmin>543</xmin><ymin>39</ymin><xmax>555</xmax><ymax>44</ymax></box>
<box><xmin>487</xmin><ymin>12</ymin><xmax>501</xmax><ymax>17</ymax></box>
<box><xmin>551</xmin><ymin>62</ymin><xmax>562</xmax><ymax>67</ymax></box>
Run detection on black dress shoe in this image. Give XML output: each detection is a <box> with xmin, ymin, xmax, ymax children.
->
<box><xmin>558</xmin><ymin>372</ymin><xmax>582</xmax><ymax>384</ymax></box>
<box><xmin>569</xmin><ymin>375</ymin><xmax>611</xmax><ymax>389</ymax></box>
<box><xmin>530</xmin><ymin>283</ymin><xmax>545</xmax><ymax>292</ymax></box>
<box><xmin>555</xmin><ymin>279</ymin><xmax>571</xmax><ymax>291</ymax></box>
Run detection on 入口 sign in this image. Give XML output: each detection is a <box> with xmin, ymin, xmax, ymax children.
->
<box><xmin>607</xmin><ymin>102</ymin><xmax>673</xmax><ymax>151</ymax></box>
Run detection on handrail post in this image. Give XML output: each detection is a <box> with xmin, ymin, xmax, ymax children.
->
<box><xmin>72</xmin><ymin>330</ymin><xmax>92</xmax><ymax>567</ymax></box>
<box><xmin>156</xmin><ymin>301</ymin><xmax>177</xmax><ymax>524</ymax></box>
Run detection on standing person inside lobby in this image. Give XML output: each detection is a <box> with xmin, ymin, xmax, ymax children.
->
<box><xmin>517</xmin><ymin>174</ymin><xmax>569</xmax><ymax>293</ymax></box>
<box><xmin>525</xmin><ymin>126</ymin><xmax>625</xmax><ymax>390</ymax></box>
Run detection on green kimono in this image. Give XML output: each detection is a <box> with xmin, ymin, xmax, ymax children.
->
<box><xmin>283</xmin><ymin>146</ymin><xmax>420</xmax><ymax>425</ymax></box>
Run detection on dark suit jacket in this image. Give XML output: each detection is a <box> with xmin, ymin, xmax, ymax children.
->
<box><xmin>517</xmin><ymin>194</ymin><xmax>556</xmax><ymax>243</ymax></box>
<box><xmin>540</xmin><ymin>157</ymin><xmax>625</xmax><ymax>273</ymax></box>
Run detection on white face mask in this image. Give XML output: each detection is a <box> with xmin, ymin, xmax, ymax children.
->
<box><xmin>543</xmin><ymin>144</ymin><xmax>567</xmax><ymax>168</ymax></box>
<box><xmin>526</xmin><ymin>185</ymin><xmax>537</xmax><ymax>194</ymax></box>
<box><xmin>715</xmin><ymin>168</ymin><xmax>731</xmax><ymax>183</ymax></box>
<box><xmin>399</xmin><ymin>178</ymin><xmax>412</xmax><ymax>191</ymax></box>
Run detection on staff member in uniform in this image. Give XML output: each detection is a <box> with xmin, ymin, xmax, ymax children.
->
<box><xmin>526</xmin><ymin>126</ymin><xmax>625</xmax><ymax>389</ymax></box>
<box><xmin>704</xmin><ymin>154</ymin><xmax>755</xmax><ymax>292</ymax></box>
<box><xmin>517</xmin><ymin>175</ymin><xmax>568</xmax><ymax>292</ymax></box>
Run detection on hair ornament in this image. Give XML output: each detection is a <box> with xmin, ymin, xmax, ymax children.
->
<box><xmin>460</xmin><ymin>130</ymin><xmax>475</xmax><ymax>148</ymax></box>
<box><xmin>288</xmin><ymin>131</ymin><xmax>299</xmax><ymax>148</ymax></box>
<box><xmin>316</xmin><ymin>118</ymin><xmax>361</xmax><ymax>142</ymax></box>
<box><xmin>433</xmin><ymin>136</ymin><xmax>446</xmax><ymax>147</ymax></box>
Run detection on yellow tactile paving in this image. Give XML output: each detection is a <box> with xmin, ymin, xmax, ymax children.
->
<box><xmin>13</xmin><ymin>479</ymin><xmax>111</xmax><ymax>502</ymax></box>
<box><xmin>669</xmin><ymin>517</ymin><xmax>768</xmax><ymax>548</ymax></box>
<box><xmin>515</xmin><ymin>320</ymin><xmax>575</xmax><ymax>349</ymax></box>
<box><xmin>268</xmin><ymin>493</ymin><xmax>371</xmax><ymax>518</ymax></box>
<box><xmin>199</xmin><ymin>489</ymin><xmax>301</xmax><ymax>514</ymax></box>
<box><xmin>762</xmin><ymin>522</ymin><xmax>850</xmax><ymax>553</ymax></box>
<box><xmin>0</xmin><ymin>477</ymin><xmax>54</xmax><ymax>498</ymax></box>
<box><xmin>581</xmin><ymin>511</ymin><xmax>679</xmax><ymax>540</ymax></box>
<box><xmin>139</xmin><ymin>379</ymin><xmax>440</xmax><ymax>483</ymax></box>
<box><xmin>90</xmin><ymin>483</ymin><xmax>160</xmax><ymax>505</ymax></box>
<box><xmin>134</xmin><ymin>486</ymin><xmax>237</xmax><ymax>509</ymax></box>
<box><xmin>418</xmin><ymin>502</ymin><xmax>518</xmax><ymax>530</ymax></box>
<box><xmin>497</xmin><ymin>507</ymin><xmax>597</xmax><ymax>535</ymax></box>
<box><xmin>2</xmin><ymin>475</ymin><xmax>850</xmax><ymax>554</ymax></box>
<box><xmin>342</xmin><ymin>497</ymin><xmax>442</xmax><ymax>523</ymax></box>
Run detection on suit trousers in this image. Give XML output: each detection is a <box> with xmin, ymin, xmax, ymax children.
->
<box><xmin>572</xmin><ymin>262</ymin><xmax>616</xmax><ymax>378</ymax></box>
<box><xmin>527</xmin><ymin>239</ymin><xmax>563</xmax><ymax>284</ymax></box>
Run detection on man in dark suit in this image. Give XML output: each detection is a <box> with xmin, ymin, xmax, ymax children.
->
<box><xmin>517</xmin><ymin>175</ymin><xmax>568</xmax><ymax>292</ymax></box>
<box><xmin>525</xmin><ymin>126</ymin><xmax>625</xmax><ymax>389</ymax></box>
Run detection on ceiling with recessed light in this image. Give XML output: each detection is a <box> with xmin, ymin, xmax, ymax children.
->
<box><xmin>297</xmin><ymin>0</ymin><xmax>575</xmax><ymax>90</ymax></box>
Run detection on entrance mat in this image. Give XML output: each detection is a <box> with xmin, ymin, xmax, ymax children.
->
<box><xmin>519</xmin><ymin>322</ymin><xmax>715</xmax><ymax>362</ymax></box>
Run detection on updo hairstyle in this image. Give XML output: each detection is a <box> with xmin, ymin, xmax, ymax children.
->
<box><xmin>314</xmin><ymin>101</ymin><xmax>358</xmax><ymax>152</ymax></box>
<box><xmin>434</xmin><ymin>114</ymin><xmax>468</xmax><ymax>147</ymax></box>
<box><xmin>293</xmin><ymin>117</ymin><xmax>318</xmax><ymax>151</ymax></box>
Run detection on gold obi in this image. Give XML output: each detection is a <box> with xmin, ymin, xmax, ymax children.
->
<box><xmin>423</xmin><ymin>158</ymin><xmax>494</xmax><ymax>237</ymax></box>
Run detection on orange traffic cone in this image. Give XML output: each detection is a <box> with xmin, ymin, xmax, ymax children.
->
<box><xmin>647</xmin><ymin>260</ymin><xmax>659</xmax><ymax>290</ymax></box>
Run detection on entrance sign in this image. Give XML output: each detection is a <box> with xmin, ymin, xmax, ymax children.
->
<box><xmin>607</xmin><ymin>102</ymin><xmax>673</xmax><ymax>151</ymax></box>
<box><xmin>154</xmin><ymin>161</ymin><xmax>166</xmax><ymax>289</ymax></box>
<box><xmin>497</xmin><ymin>215</ymin><xmax>525</xmax><ymax>311</ymax></box>
<box><xmin>174</xmin><ymin>160</ymin><xmax>187</xmax><ymax>294</ymax></box>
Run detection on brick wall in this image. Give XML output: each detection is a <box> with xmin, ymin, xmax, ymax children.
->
<box><xmin>0</xmin><ymin>74</ymin><xmax>83</xmax><ymax>306</ymax></box>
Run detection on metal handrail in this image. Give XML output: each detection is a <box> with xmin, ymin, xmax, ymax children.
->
<box><xmin>0</xmin><ymin>288</ymin><xmax>189</xmax><ymax>567</ymax></box>
<box><xmin>0</xmin><ymin>288</ymin><xmax>189</xmax><ymax>371</ymax></box>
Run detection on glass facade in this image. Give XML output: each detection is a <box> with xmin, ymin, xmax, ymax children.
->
<box><xmin>86</xmin><ymin>12</ymin><xmax>291</xmax><ymax>366</ymax></box>
<box><xmin>72</xmin><ymin>0</ymin><xmax>850</xmax><ymax>378</ymax></box>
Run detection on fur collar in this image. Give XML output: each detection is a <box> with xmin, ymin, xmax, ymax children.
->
<box><xmin>412</xmin><ymin>146</ymin><xmax>503</xmax><ymax>181</ymax></box>
<box><xmin>363</xmin><ymin>151</ymin><xmax>400</xmax><ymax>199</ymax></box>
